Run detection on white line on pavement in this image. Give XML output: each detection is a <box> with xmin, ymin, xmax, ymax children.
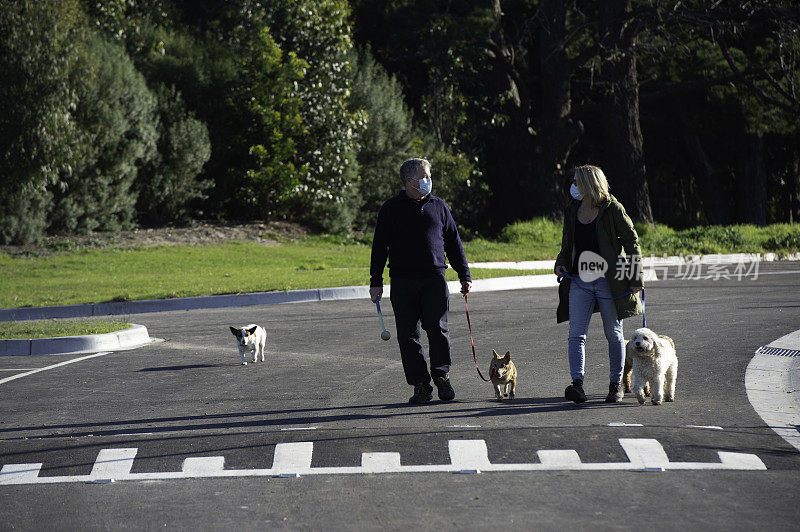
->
<box><xmin>746</xmin><ymin>329</ymin><xmax>800</xmax><ymax>452</ymax></box>
<box><xmin>0</xmin><ymin>351</ymin><xmax>114</xmax><ymax>386</ymax></box>
<box><xmin>0</xmin><ymin>438</ymin><xmax>767</xmax><ymax>485</ymax></box>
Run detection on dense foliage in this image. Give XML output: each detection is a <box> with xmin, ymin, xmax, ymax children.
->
<box><xmin>0</xmin><ymin>0</ymin><xmax>798</xmax><ymax>244</ymax></box>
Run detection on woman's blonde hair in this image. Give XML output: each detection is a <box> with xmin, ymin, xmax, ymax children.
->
<box><xmin>574</xmin><ymin>165</ymin><xmax>611</xmax><ymax>206</ymax></box>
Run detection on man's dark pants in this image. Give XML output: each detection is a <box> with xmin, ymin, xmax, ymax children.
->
<box><xmin>389</xmin><ymin>275</ymin><xmax>451</xmax><ymax>385</ymax></box>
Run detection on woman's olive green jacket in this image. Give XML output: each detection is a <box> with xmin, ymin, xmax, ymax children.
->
<box><xmin>555</xmin><ymin>195</ymin><xmax>644</xmax><ymax>323</ymax></box>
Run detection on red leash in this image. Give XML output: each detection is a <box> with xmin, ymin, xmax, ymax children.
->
<box><xmin>464</xmin><ymin>294</ymin><xmax>492</xmax><ymax>382</ymax></box>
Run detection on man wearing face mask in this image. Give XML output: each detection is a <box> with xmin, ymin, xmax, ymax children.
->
<box><xmin>370</xmin><ymin>158</ymin><xmax>472</xmax><ymax>404</ymax></box>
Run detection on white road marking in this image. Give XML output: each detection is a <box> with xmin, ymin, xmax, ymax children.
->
<box><xmin>608</xmin><ymin>422</ymin><xmax>644</xmax><ymax>427</ymax></box>
<box><xmin>619</xmin><ymin>439</ymin><xmax>669</xmax><ymax>468</ymax></box>
<box><xmin>361</xmin><ymin>452</ymin><xmax>401</xmax><ymax>472</ymax></box>
<box><xmin>272</xmin><ymin>442</ymin><xmax>313</xmax><ymax>474</ymax></box>
<box><xmin>685</xmin><ymin>425</ymin><xmax>724</xmax><ymax>430</ymax></box>
<box><xmin>0</xmin><ymin>438</ymin><xmax>767</xmax><ymax>485</ymax></box>
<box><xmin>448</xmin><ymin>440</ymin><xmax>492</xmax><ymax>469</ymax></box>
<box><xmin>747</xmin><ymin>335</ymin><xmax>800</xmax><ymax>453</ymax></box>
<box><xmin>537</xmin><ymin>450</ymin><xmax>581</xmax><ymax>466</ymax></box>
<box><xmin>280</xmin><ymin>427</ymin><xmax>317</xmax><ymax>431</ymax></box>
<box><xmin>0</xmin><ymin>463</ymin><xmax>42</xmax><ymax>484</ymax></box>
<box><xmin>0</xmin><ymin>352</ymin><xmax>113</xmax><ymax>386</ymax></box>
<box><xmin>90</xmin><ymin>448</ymin><xmax>137</xmax><ymax>480</ymax></box>
<box><xmin>183</xmin><ymin>457</ymin><xmax>225</xmax><ymax>475</ymax></box>
<box><xmin>448</xmin><ymin>425</ymin><xmax>481</xmax><ymax>428</ymax></box>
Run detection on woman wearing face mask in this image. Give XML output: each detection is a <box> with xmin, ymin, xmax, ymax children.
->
<box><xmin>553</xmin><ymin>165</ymin><xmax>644</xmax><ymax>403</ymax></box>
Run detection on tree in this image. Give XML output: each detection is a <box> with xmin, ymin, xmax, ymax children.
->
<box><xmin>135</xmin><ymin>84</ymin><xmax>212</xmax><ymax>225</ymax></box>
<box><xmin>261</xmin><ymin>0</ymin><xmax>365</xmax><ymax>232</ymax></box>
<box><xmin>238</xmin><ymin>27</ymin><xmax>308</xmax><ymax>219</ymax></box>
<box><xmin>49</xmin><ymin>36</ymin><xmax>158</xmax><ymax>234</ymax></box>
<box><xmin>598</xmin><ymin>0</ymin><xmax>653</xmax><ymax>223</ymax></box>
<box><xmin>635</xmin><ymin>0</ymin><xmax>800</xmax><ymax>225</ymax></box>
<box><xmin>348</xmin><ymin>47</ymin><xmax>416</xmax><ymax>230</ymax></box>
<box><xmin>0</xmin><ymin>0</ymin><xmax>89</xmax><ymax>243</ymax></box>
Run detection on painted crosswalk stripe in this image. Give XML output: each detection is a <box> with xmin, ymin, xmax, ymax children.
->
<box><xmin>619</xmin><ymin>438</ymin><xmax>669</xmax><ymax>467</ymax></box>
<box><xmin>0</xmin><ymin>438</ymin><xmax>769</xmax><ymax>484</ymax></box>
<box><xmin>361</xmin><ymin>452</ymin><xmax>401</xmax><ymax>472</ymax></box>
<box><xmin>272</xmin><ymin>442</ymin><xmax>313</xmax><ymax>474</ymax></box>
<box><xmin>448</xmin><ymin>439</ymin><xmax>491</xmax><ymax>469</ymax></box>
<box><xmin>0</xmin><ymin>463</ymin><xmax>42</xmax><ymax>484</ymax></box>
<box><xmin>90</xmin><ymin>448</ymin><xmax>137</xmax><ymax>479</ymax></box>
<box><xmin>718</xmin><ymin>452</ymin><xmax>767</xmax><ymax>470</ymax></box>
<box><xmin>182</xmin><ymin>457</ymin><xmax>225</xmax><ymax>475</ymax></box>
<box><xmin>537</xmin><ymin>450</ymin><xmax>582</xmax><ymax>466</ymax></box>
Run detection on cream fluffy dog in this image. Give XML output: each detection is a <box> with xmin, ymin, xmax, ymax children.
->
<box><xmin>624</xmin><ymin>327</ymin><xmax>677</xmax><ymax>405</ymax></box>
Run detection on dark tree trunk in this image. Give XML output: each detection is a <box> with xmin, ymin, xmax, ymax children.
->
<box><xmin>683</xmin><ymin>134</ymin><xmax>731</xmax><ymax>224</ymax></box>
<box><xmin>484</xmin><ymin>0</ymin><xmax>535</xmax><ymax>229</ymax></box>
<box><xmin>736</xmin><ymin>133</ymin><xmax>767</xmax><ymax>225</ymax></box>
<box><xmin>532</xmin><ymin>0</ymin><xmax>583</xmax><ymax>218</ymax></box>
<box><xmin>600</xmin><ymin>0</ymin><xmax>653</xmax><ymax>224</ymax></box>
<box><xmin>790</xmin><ymin>135</ymin><xmax>800</xmax><ymax>224</ymax></box>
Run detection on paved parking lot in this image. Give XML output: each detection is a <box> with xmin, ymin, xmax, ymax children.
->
<box><xmin>1</xmin><ymin>262</ymin><xmax>799</xmax><ymax>529</ymax></box>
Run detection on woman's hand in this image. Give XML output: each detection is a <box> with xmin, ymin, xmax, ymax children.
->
<box><xmin>554</xmin><ymin>265</ymin><xmax>567</xmax><ymax>279</ymax></box>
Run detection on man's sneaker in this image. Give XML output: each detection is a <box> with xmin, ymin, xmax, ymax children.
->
<box><xmin>564</xmin><ymin>379</ymin><xmax>587</xmax><ymax>403</ymax></box>
<box><xmin>605</xmin><ymin>381</ymin><xmax>624</xmax><ymax>403</ymax></box>
<box><xmin>408</xmin><ymin>382</ymin><xmax>433</xmax><ymax>404</ymax></box>
<box><xmin>433</xmin><ymin>375</ymin><xmax>456</xmax><ymax>401</ymax></box>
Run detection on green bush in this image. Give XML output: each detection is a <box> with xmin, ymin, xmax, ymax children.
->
<box><xmin>637</xmin><ymin>223</ymin><xmax>800</xmax><ymax>255</ymax></box>
<box><xmin>49</xmin><ymin>36</ymin><xmax>158</xmax><ymax>234</ymax></box>
<box><xmin>349</xmin><ymin>47</ymin><xmax>416</xmax><ymax>230</ymax></box>
<box><xmin>135</xmin><ymin>84</ymin><xmax>211</xmax><ymax>224</ymax></box>
<box><xmin>264</xmin><ymin>0</ymin><xmax>364</xmax><ymax>232</ymax></box>
<box><xmin>499</xmin><ymin>218</ymin><xmax>563</xmax><ymax>244</ymax></box>
<box><xmin>761</xmin><ymin>225</ymin><xmax>800</xmax><ymax>252</ymax></box>
<box><xmin>0</xmin><ymin>0</ymin><xmax>88</xmax><ymax>243</ymax></box>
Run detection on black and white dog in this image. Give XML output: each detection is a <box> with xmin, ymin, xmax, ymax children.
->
<box><xmin>229</xmin><ymin>324</ymin><xmax>267</xmax><ymax>365</ymax></box>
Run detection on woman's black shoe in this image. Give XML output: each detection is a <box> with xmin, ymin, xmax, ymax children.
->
<box><xmin>565</xmin><ymin>379</ymin><xmax>587</xmax><ymax>403</ymax></box>
<box><xmin>605</xmin><ymin>381</ymin><xmax>624</xmax><ymax>403</ymax></box>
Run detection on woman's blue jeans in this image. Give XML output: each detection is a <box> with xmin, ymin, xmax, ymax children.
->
<box><xmin>567</xmin><ymin>276</ymin><xmax>625</xmax><ymax>384</ymax></box>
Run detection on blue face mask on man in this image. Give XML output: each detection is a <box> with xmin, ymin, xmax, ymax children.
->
<box><xmin>417</xmin><ymin>177</ymin><xmax>432</xmax><ymax>196</ymax></box>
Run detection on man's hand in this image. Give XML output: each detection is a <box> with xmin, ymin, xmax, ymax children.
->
<box><xmin>369</xmin><ymin>286</ymin><xmax>383</xmax><ymax>303</ymax></box>
<box><xmin>460</xmin><ymin>281</ymin><xmax>472</xmax><ymax>295</ymax></box>
<box><xmin>554</xmin><ymin>265</ymin><xmax>567</xmax><ymax>278</ymax></box>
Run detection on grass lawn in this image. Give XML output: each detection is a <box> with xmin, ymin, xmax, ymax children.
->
<box><xmin>1</xmin><ymin>220</ymin><xmax>797</xmax><ymax>310</ymax></box>
<box><xmin>0</xmin><ymin>319</ymin><xmax>131</xmax><ymax>339</ymax></box>
<box><xmin>0</xmin><ymin>238</ymin><xmax>546</xmax><ymax>308</ymax></box>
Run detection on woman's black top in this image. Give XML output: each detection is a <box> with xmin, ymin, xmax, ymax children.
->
<box><xmin>571</xmin><ymin>217</ymin><xmax>600</xmax><ymax>274</ymax></box>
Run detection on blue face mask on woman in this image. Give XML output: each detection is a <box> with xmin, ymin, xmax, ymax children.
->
<box><xmin>570</xmin><ymin>183</ymin><xmax>584</xmax><ymax>200</ymax></box>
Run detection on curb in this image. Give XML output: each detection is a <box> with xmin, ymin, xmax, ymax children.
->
<box><xmin>745</xmin><ymin>329</ymin><xmax>800</xmax><ymax>452</ymax></box>
<box><xmin>470</xmin><ymin>253</ymin><xmax>800</xmax><ymax>270</ymax></box>
<box><xmin>0</xmin><ymin>270</ymin><xmax>659</xmax><ymax>323</ymax></box>
<box><xmin>0</xmin><ymin>324</ymin><xmax>153</xmax><ymax>356</ymax></box>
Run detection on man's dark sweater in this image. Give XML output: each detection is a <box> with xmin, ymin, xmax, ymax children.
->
<box><xmin>370</xmin><ymin>191</ymin><xmax>471</xmax><ymax>287</ymax></box>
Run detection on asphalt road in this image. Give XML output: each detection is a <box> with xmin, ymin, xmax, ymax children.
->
<box><xmin>1</xmin><ymin>262</ymin><xmax>799</xmax><ymax>530</ymax></box>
